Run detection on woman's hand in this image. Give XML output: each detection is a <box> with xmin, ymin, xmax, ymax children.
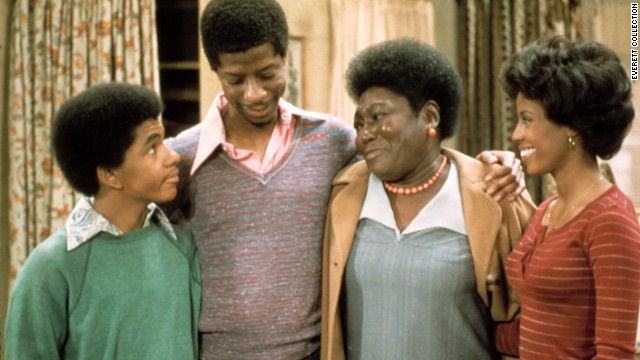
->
<box><xmin>476</xmin><ymin>150</ymin><xmax>526</xmax><ymax>202</ymax></box>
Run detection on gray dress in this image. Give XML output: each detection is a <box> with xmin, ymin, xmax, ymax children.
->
<box><xmin>344</xmin><ymin>164</ymin><xmax>498</xmax><ymax>360</ymax></box>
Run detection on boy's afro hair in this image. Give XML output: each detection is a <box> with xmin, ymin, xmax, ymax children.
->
<box><xmin>52</xmin><ymin>82</ymin><xmax>162</xmax><ymax>196</ymax></box>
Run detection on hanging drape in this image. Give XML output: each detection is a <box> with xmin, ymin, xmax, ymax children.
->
<box><xmin>328</xmin><ymin>0</ymin><xmax>434</xmax><ymax>125</ymax></box>
<box><xmin>7</xmin><ymin>0</ymin><xmax>160</xmax><ymax>290</ymax></box>
<box><xmin>458</xmin><ymin>0</ymin><xmax>582</xmax><ymax>203</ymax></box>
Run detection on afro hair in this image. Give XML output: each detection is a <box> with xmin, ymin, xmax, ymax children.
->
<box><xmin>200</xmin><ymin>0</ymin><xmax>289</xmax><ymax>70</ymax></box>
<box><xmin>346</xmin><ymin>38</ymin><xmax>463</xmax><ymax>139</ymax></box>
<box><xmin>52</xmin><ymin>82</ymin><xmax>163</xmax><ymax>196</ymax></box>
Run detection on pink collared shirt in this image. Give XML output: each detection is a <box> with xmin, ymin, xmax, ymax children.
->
<box><xmin>190</xmin><ymin>94</ymin><xmax>296</xmax><ymax>176</ymax></box>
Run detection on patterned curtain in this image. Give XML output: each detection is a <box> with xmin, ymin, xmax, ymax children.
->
<box><xmin>328</xmin><ymin>0</ymin><xmax>435</xmax><ymax>125</ymax></box>
<box><xmin>7</xmin><ymin>0</ymin><xmax>160</xmax><ymax>290</ymax></box>
<box><xmin>458</xmin><ymin>0</ymin><xmax>582</xmax><ymax>203</ymax></box>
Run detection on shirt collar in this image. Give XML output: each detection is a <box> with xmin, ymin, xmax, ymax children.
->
<box><xmin>66</xmin><ymin>197</ymin><xmax>177</xmax><ymax>251</ymax></box>
<box><xmin>359</xmin><ymin>161</ymin><xmax>468</xmax><ymax>240</ymax></box>
<box><xmin>190</xmin><ymin>94</ymin><xmax>297</xmax><ymax>176</ymax></box>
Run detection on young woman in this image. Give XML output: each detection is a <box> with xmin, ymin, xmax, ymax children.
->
<box><xmin>496</xmin><ymin>36</ymin><xmax>640</xmax><ymax>359</ymax></box>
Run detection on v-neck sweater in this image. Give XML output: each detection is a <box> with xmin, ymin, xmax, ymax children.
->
<box><xmin>165</xmin><ymin>111</ymin><xmax>357</xmax><ymax>359</ymax></box>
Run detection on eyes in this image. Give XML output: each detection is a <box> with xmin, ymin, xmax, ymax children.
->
<box><xmin>224</xmin><ymin>66</ymin><xmax>283</xmax><ymax>86</ymax></box>
<box><xmin>145</xmin><ymin>137</ymin><xmax>165</xmax><ymax>155</ymax></box>
<box><xmin>520</xmin><ymin>116</ymin><xmax>533</xmax><ymax>125</ymax></box>
<box><xmin>354</xmin><ymin>112</ymin><xmax>386</xmax><ymax>131</ymax></box>
<box><xmin>517</xmin><ymin>109</ymin><xmax>537</xmax><ymax>126</ymax></box>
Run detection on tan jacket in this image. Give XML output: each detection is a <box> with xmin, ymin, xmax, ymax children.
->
<box><xmin>320</xmin><ymin>148</ymin><xmax>536</xmax><ymax>360</ymax></box>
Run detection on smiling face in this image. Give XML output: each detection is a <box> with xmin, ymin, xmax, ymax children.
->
<box><xmin>215</xmin><ymin>43</ymin><xmax>287</xmax><ymax>128</ymax></box>
<box><xmin>111</xmin><ymin>119</ymin><xmax>181</xmax><ymax>205</ymax></box>
<box><xmin>354</xmin><ymin>86</ymin><xmax>439</xmax><ymax>183</ymax></box>
<box><xmin>512</xmin><ymin>93</ymin><xmax>573</xmax><ymax>176</ymax></box>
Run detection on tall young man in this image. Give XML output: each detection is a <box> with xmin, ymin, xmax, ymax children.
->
<box><xmin>163</xmin><ymin>1</ymin><xmax>523</xmax><ymax>358</ymax></box>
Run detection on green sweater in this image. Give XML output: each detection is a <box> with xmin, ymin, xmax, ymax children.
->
<box><xmin>4</xmin><ymin>224</ymin><xmax>201</xmax><ymax>360</ymax></box>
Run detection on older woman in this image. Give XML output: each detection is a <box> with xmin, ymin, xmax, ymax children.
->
<box><xmin>495</xmin><ymin>36</ymin><xmax>640</xmax><ymax>359</ymax></box>
<box><xmin>320</xmin><ymin>38</ymin><xmax>536</xmax><ymax>360</ymax></box>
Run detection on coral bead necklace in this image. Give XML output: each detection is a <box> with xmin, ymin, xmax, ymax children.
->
<box><xmin>383</xmin><ymin>154</ymin><xmax>448</xmax><ymax>195</ymax></box>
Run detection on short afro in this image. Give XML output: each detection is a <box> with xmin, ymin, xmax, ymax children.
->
<box><xmin>52</xmin><ymin>82</ymin><xmax>162</xmax><ymax>196</ymax></box>
<box><xmin>200</xmin><ymin>0</ymin><xmax>289</xmax><ymax>70</ymax></box>
<box><xmin>346</xmin><ymin>38</ymin><xmax>463</xmax><ymax>140</ymax></box>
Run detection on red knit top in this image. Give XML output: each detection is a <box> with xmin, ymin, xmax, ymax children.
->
<box><xmin>497</xmin><ymin>185</ymin><xmax>640</xmax><ymax>359</ymax></box>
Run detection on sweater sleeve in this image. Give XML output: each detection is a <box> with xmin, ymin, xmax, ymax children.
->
<box><xmin>4</xmin><ymin>237</ymin><xmax>71</xmax><ymax>359</ymax></box>
<box><xmin>494</xmin><ymin>317</ymin><xmax>520</xmax><ymax>356</ymax></box>
<box><xmin>587</xmin><ymin>207</ymin><xmax>640</xmax><ymax>359</ymax></box>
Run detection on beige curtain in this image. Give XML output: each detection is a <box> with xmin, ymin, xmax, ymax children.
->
<box><xmin>7</xmin><ymin>0</ymin><xmax>160</xmax><ymax>291</ymax></box>
<box><xmin>458</xmin><ymin>0</ymin><xmax>582</xmax><ymax>203</ymax></box>
<box><xmin>328</xmin><ymin>0</ymin><xmax>434</xmax><ymax>124</ymax></box>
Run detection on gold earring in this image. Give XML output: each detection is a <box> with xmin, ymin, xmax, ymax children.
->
<box><xmin>568</xmin><ymin>134</ymin><xmax>576</xmax><ymax>150</ymax></box>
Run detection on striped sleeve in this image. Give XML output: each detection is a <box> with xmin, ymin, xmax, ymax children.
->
<box><xmin>495</xmin><ymin>317</ymin><xmax>520</xmax><ymax>356</ymax></box>
<box><xmin>586</xmin><ymin>205</ymin><xmax>640</xmax><ymax>359</ymax></box>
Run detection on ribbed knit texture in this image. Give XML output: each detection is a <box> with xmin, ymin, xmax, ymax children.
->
<box><xmin>500</xmin><ymin>185</ymin><xmax>640</xmax><ymax>359</ymax></box>
<box><xmin>4</xmin><ymin>224</ymin><xmax>201</xmax><ymax>360</ymax></box>
<box><xmin>166</xmin><ymin>115</ymin><xmax>357</xmax><ymax>359</ymax></box>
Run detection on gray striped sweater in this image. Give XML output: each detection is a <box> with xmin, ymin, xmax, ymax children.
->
<box><xmin>165</xmin><ymin>111</ymin><xmax>357</xmax><ymax>359</ymax></box>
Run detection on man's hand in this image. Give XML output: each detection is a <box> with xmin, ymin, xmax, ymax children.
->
<box><xmin>476</xmin><ymin>150</ymin><xmax>526</xmax><ymax>202</ymax></box>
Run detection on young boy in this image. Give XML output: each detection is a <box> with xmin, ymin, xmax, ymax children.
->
<box><xmin>4</xmin><ymin>83</ymin><xmax>201</xmax><ymax>359</ymax></box>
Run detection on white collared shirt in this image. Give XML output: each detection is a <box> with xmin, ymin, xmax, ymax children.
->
<box><xmin>359</xmin><ymin>161</ymin><xmax>467</xmax><ymax>241</ymax></box>
<box><xmin>66</xmin><ymin>197</ymin><xmax>177</xmax><ymax>251</ymax></box>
